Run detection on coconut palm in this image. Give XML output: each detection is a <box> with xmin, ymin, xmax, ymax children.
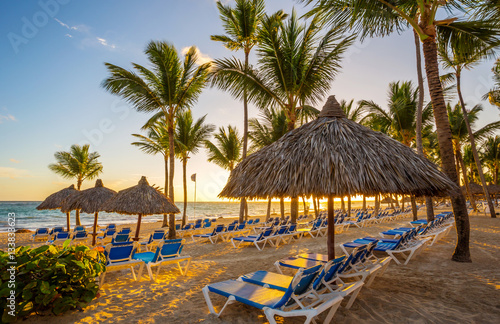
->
<box><xmin>175</xmin><ymin>111</ymin><xmax>215</xmax><ymax>226</ymax></box>
<box><xmin>102</xmin><ymin>41</ymin><xmax>211</xmax><ymax>238</ymax></box>
<box><xmin>211</xmin><ymin>0</ymin><xmax>268</xmax><ymax>222</ymax></box>
<box><xmin>131</xmin><ymin>119</ymin><xmax>170</xmax><ymax>227</ymax></box>
<box><xmin>210</xmin><ymin>10</ymin><xmax>355</xmax><ymax>222</ymax></box>
<box><xmin>301</xmin><ymin>0</ymin><xmax>500</xmax><ymax>262</ymax></box>
<box><xmin>49</xmin><ymin>144</ymin><xmax>103</xmax><ymax>226</ymax></box>
<box><xmin>482</xmin><ymin>136</ymin><xmax>500</xmax><ymax>185</ymax></box>
<box><xmin>485</xmin><ymin>59</ymin><xmax>500</xmax><ymax>108</ymax></box>
<box><xmin>205</xmin><ymin>126</ymin><xmax>242</xmax><ymax>172</ymax></box>
<box><xmin>439</xmin><ymin>38</ymin><xmax>498</xmax><ymax>218</ymax></box>
<box><xmin>340</xmin><ymin>99</ymin><xmax>365</xmax><ymax>123</ymax></box>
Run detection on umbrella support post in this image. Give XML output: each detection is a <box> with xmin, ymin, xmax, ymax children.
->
<box><xmin>92</xmin><ymin>212</ymin><xmax>98</xmax><ymax>246</ymax></box>
<box><xmin>66</xmin><ymin>212</ymin><xmax>71</xmax><ymax>232</ymax></box>
<box><xmin>134</xmin><ymin>214</ymin><xmax>142</xmax><ymax>241</ymax></box>
<box><xmin>327</xmin><ymin>195</ymin><xmax>335</xmax><ymax>260</ymax></box>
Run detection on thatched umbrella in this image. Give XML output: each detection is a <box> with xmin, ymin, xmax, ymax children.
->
<box><xmin>400</xmin><ymin>196</ymin><xmax>411</xmax><ymax>203</ymax></box>
<box><xmin>487</xmin><ymin>184</ymin><xmax>500</xmax><ymax>194</ymax></box>
<box><xmin>102</xmin><ymin>176</ymin><xmax>180</xmax><ymax>241</ymax></box>
<box><xmin>37</xmin><ymin>184</ymin><xmax>78</xmax><ymax>231</ymax></box>
<box><xmin>220</xmin><ymin>95</ymin><xmax>458</xmax><ymax>260</ymax></box>
<box><xmin>461</xmin><ymin>182</ymin><xmax>484</xmax><ymax>196</ymax></box>
<box><xmin>381</xmin><ymin>196</ymin><xmax>397</xmax><ymax>206</ymax></box>
<box><xmin>61</xmin><ymin>179</ymin><xmax>116</xmax><ymax>245</ymax></box>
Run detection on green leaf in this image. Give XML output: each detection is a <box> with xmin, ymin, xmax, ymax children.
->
<box><xmin>71</xmin><ymin>260</ymin><xmax>86</xmax><ymax>269</ymax></box>
<box><xmin>40</xmin><ymin>281</ymin><xmax>50</xmax><ymax>294</ymax></box>
<box><xmin>62</xmin><ymin>239</ymin><xmax>71</xmax><ymax>249</ymax></box>
<box><xmin>22</xmin><ymin>289</ymin><xmax>33</xmax><ymax>300</ymax></box>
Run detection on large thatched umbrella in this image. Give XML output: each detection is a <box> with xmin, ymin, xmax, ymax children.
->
<box><xmin>61</xmin><ymin>179</ymin><xmax>116</xmax><ymax>245</ymax></box>
<box><xmin>102</xmin><ymin>176</ymin><xmax>180</xmax><ymax>241</ymax></box>
<box><xmin>37</xmin><ymin>184</ymin><xmax>78</xmax><ymax>231</ymax></box>
<box><xmin>220</xmin><ymin>95</ymin><xmax>458</xmax><ymax>260</ymax></box>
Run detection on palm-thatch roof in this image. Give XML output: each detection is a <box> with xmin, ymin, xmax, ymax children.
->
<box><xmin>220</xmin><ymin>95</ymin><xmax>458</xmax><ymax>199</ymax></box>
<box><xmin>381</xmin><ymin>197</ymin><xmax>397</xmax><ymax>204</ymax></box>
<box><xmin>61</xmin><ymin>179</ymin><xmax>116</xmax><ymax>213</ymax></box>
<box><xmin>37</xmin><ymin>185</ymin><xmax>78</xmax><ymax>210</ymax></box>
<box><xmin>102</xmin><ymin>176</ymin><xmax>180</xmax><ymax>215</ymax></box>
<box><xmin>461</xmin><ymin>182</ymin><xmax>484</xmax><ymax>195</ymax></box>
<box><xmin>487</xmin><ymin>184</ymin><xmax>500</xmax><ymax>194</ymax></box>
<box><xmin>400</xmin><ymin>197</ymin><xmax>411</xmax><ymax>203</ymax></box>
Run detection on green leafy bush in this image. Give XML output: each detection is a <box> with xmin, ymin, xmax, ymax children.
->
<box><xmin>0</xmin><ymin>241</ymin><xmax>105</xmax><ymax>322</ymax></box>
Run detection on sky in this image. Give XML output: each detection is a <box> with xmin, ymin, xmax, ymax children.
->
<box><xmin>0</xmin><ymin>0</ymin><xmax>498</xmax><ymax>202</ymax></box>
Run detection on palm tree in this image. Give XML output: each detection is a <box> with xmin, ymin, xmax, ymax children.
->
<box><xmin>211</xmin><ymin>0</ymin><xmax>267</xmax><ymax>222</ymax></box>
<box><xmin>482</xmin><ymin>136</ymin><xmax>500</xmax><ymax>185</ymax></box>
<box><xmin>102</xmin><ymin>41</ymin><xmax>211</xmax><ymax>238</ymax></box>
<box><xmin>132</xmin><ymin>120</ymin><xmax>170</xmax><ymax>227</ymax></box>
<box><xmin>439</xmin><ymin>39</ymin><xmax>498</xmax><ymax>218</ymax></box>
<box><xmin>205</xmin><ymin>126</ymin><xmax>243</xmax><ymax>172</ymax></box>
<box><xmin>486</xmin><ymin>59</ymin><xmax>500</xmax><ymax>107</ymax></box>
<box><xmin>301</xmin><ymin>0</ymin><xmax>500</xmax><ymax>262</ymax></box>
<box><xmin>210</xmin><ymin>10</ymin><xmax>355</xmax><ymax>222</ymax></box>
<box><xmin>49</xmin><ymin>144</ymin><xmax>103</xmax><ymax>226</ymax></box>
<box><xmin>339</xmin><ymin>99</ymin><xmax>365</xmax><ymax>123</ymax></box>
<box><xmin>175</xmin><ymin>110</ymin><xmax>215</xmax><ymax>226</ymax></box>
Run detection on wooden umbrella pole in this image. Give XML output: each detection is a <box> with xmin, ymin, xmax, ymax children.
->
<box><xmin>92</xmin><ymin>212</ymin><xmax>98</xmax><ymax>246</ymax></box>
<box><xmin>134</xmin><ymin>214</ymin><xmax>142</xmax><ymax>241</ymax></box>
<box><xmin>327</xmin><ymin>195</ymin><xmax>335</xmax><ymax>260</ymax></box>
<box><xmin>66</xmin><ymin>212</ymin><xmax>71</xmax><ymax>232</ymax></box>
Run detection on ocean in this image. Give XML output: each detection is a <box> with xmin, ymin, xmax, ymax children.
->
<box><xmin>0</xmin><ymin>200</ymin><xmax>322</xmax><ymax>232</ymax></box>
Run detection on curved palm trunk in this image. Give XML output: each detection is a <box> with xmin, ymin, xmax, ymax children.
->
<box><xmin>414</xmin><ymin>30</ymin><xmax>435</xmax><ymax>222</ymax></box>
<box><xmin>422</xmin><ymin>36</ymin><xmax>471</xmax><ymax>262</ymax></box>
<box><xmin>280</xmin><ymin>197</ymin><xmax>285</xmax><ymax>219</ymax></box>
<box><xmin>266</xmin><ymin>197</ymin><xmax>272</xmax><ymax>221</ymax></box>
<box><xmin>162</xmin><ymin>155</ymin><xmax>169</xmax><ymax>228</ymax></box>
<box><xmin>239</xmin><ymin>51</ymin><xmax>250</xmax><ymax>224</ymax></box>
<box><xmin>168</xmin><ymin>123</ymin><xmax>176</xmax><ymax>239</ymax></box>
<box><xmin>457</xmin><ymin>149</ymin><xmax>477</xmax><ymax>212</ymax></box>
<box><xmin>456</xmin><ymin>70</ymin><xmax>496</xmax><ymax>218</ymax></box>
<box><xmin>182</xmin><ymin>157</ymin><xmax>188</xmax><ymax>227</ymax></box>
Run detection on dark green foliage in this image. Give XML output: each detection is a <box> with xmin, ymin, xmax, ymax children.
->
<box><xmin>0</xmin><ymin>242</ymin><xmax>105</xmax><ymax>322</ymax></box>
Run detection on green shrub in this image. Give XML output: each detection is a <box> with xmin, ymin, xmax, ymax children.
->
<box><xmin>0</xmin><ymin>241</ymin><xmax>105</xmax><ymax>322</ymax></box>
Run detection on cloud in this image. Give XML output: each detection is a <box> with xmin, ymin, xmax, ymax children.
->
<box><xmin>9</xmin><ymin>159</ymin><xmax>20</xmax><ymax>164</ymax></box>
<box><xmin>0</xmin><ymin>114</ymin><xmax>16</xmax><ymax>123</ymax></box>
<box><xmin>96</xmin><ymin>37</ymin><xmax>116</xmax><ymax>49</ymax></box>
<box><xmin>181</xmin><ymin>47</ymin><xmax>212</xmax><ymax>65</ymax></box>
<box><xmin>54</xmin><ymin>18</ymin><xmax>78</xmax><ymax>30</ymax></box>
<box><xmin>65</xmin><ymin>34</ymin><xmax>73</xmax><ymax>38</ymax></box>
<box><xmin>0</xmin><ymin>167</ymin><xmax>32</xmax><ymax>179</ymax></box>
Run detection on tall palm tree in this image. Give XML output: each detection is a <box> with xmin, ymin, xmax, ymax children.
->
<box><xmin>131</xmin><ymin>120</ymin><xmax>170</xmax><ymax>227</ymax></box>
<box><xmin>301</xmin><ymin>0</ymin><xmax>500</xmax><ymax>262</ymax></box>
<box><xmin>482</xmin><ymin>136</ymin><xmax>500</xmax><ymax>185</ymax></box>
<box><xmin>211</xmin><ymin>0</ymin><xmax>267</xmax><ymax>222</ymax></box>
<box><xmin>211</xmin><ymin>10</ymin><xmax>355</xmax><ymax>222</ymax></box>
<box><xmin>486</xmin><ymin>59</ymin><xmax>500</xmax><ymax>107</ymax></box>
<box><xmin>205</xmin><ymin>126</ymin><xmax>243</xmax><ymax>172</ymax></box>
<box><xmin>49</xmin><ymin>144</ymin><xmax>103</xmax><ymax>226</ymax></box>
<box><xmin>439</xmin><ymin>39</ymin><xmax>498</xmax><ymax>218</ymax></box>
<box><xmin>175</xmin><ymin>111</ymin><xmax>215</xmax><ymax>226</ymax></box>
<box><xmin>102</xmin><ymin>41</ymin><xmax>211</xmax><ymax>238</ymax></box>
<box><xmin>249</xmin><ymin>107</ymin><xmax>288</xmax><ymax>220</ymax></box>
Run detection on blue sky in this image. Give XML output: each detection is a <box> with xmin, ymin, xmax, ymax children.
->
<box><xmin>0</xmin><ymin>0</ymin><xmax>498</xmax><ymax>201</ymax></box>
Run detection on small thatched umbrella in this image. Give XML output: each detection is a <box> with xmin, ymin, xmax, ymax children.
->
<box><xmin>381</xmin><ymin>196</ymin><xmax>397</xmax><ymax>206</ymax></box>
<box><xmin>220</xmin><ymin>95</ymin><xmax>458</xmax><ymax>260</ymax></box>
<box><xmin>37</xmin><ymin>184</ymin><xmax>78</xmax><ymax>231</ymax></box>
<box><xmin>461</xmin><ymin>182</ymin><xmax>484</xmax><ymax>196</ymax></box>
<box><xmin>61</xmin><ymin>179</ymin><xmax>116</xmax><ymax>245</ymax></box>
<box><xmin>102</xmin><ymin>176</ymin><xmax>180</xmax><ymax>241</ymax></box>
<box><xmin>487</xmin><ymin>184</ymin><xmax>500</xmax><ymax>194</ymax></box>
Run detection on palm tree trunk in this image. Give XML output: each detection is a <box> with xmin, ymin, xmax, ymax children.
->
<box><xmin>168</xmin><ymin>123</ymin><xmax>176</xmax><ymax>239</ymax></box>
<box><xmin>239</xmin><ymin>51</ymin><xmax>250</xmax><ymax>224</ymax></box>
<box><xmin>327</xmin><ymin>195</ymin><xmax>335</xmax><ymax>260</ymax></box>
<box><xmin>66</xmin><ymin>212</ymin><xmax>70</xmax><ymax>232</ymax></box>
<box><xmin>92</xmin><ymin>212</ymin><xmax>98</xmax><ymax>246</ymax></box>
<box><xmin>401</xmin><ymin>195</ymin><xmax>405</xmax><ymax>210</ymax></box>
<box><xmin>362</xmin><ymin>195</ymin><xmax>366</xmax><ymax>212</ymax></box>
<box><xmin>162</xmin><ymin>155</ymin><xmax>169</xmax><ymax>228</ymax></box>
<box><xmin>456</xmin><ymin>70</ymin><xmax>495</xmax><ymax>218</ymax></box>
<box><xmin>302</xmin><ymin>196</ymin><xmax>308</xmax><ymax>216</ymax></box>
<box><xmin>291</xmin><ymin>197</ymin><xmax>298</xmax><ymax>224</ymax></box>
<box><xmin>414</xmin><ymin>30</ymin><xmax>435</xmax><ymax>222</ymax></box>
<box><xmin>313</xmin><ymin>195</ymin><xmax>319</xmax><ymax>218</ymax></box>
<box><xmin>266</xmin><ymin>197</ymin><xmax>272</xmax><ymax>221</ymax></box>
<box><xmin>410</xmin><ymin>195</ymin><xmax>418</xmax><ymax>221</ymax></box>
<box><xmin>280</xmin><ymin>197</ymin><xmax>285</xmax><ymax>219</ymax></box>
<box><xmin>457</xmin><ymin>149</ymin><xmax>477</xmax><ymax>212</ymax></box>
<box><xmin>374</xmin><ymin>194</ymin><xmax>379</xmax><ymax>219</ymax></box>
<box><xmin>347</xmin><ymin>196</ymin><xmax>351</xmax><ymax>219</ymax></box>
<box><xmin>75</xmin><ymin>179</ymin><xmax>82</xmax><ymax>226</ymax></box>
<box><xmin>422</xmin><ymin>36</ymin><xmax>471</xmax><ymax>262</ymax></box>
<box><xmin>341</xmin><ymin>197</ymin><xmax>345</xmax><ymax>212</ymax></box>
<box><xmin>182</xmin><ymin>157</ymin><xmax>188</xmax><ymax>227</ymax></box>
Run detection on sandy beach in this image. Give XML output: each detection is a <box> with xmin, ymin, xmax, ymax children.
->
<box><xmin>3</xmin><ymin>208</ymin><xmax>500</xmax><ymax>323</ymax></box>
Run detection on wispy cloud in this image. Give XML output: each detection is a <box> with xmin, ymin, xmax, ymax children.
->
<box><xmin>0</xmin><ymin>114</ymin><xmax>16</xmax><ymax>124</ymax></box>
<box><xmin>65</xmin><ymin>34</ymin><xmax>73</xmax><ymax>38</ymax></box>
<box><xmin>9</xmin><ymin>159</ymin><xmax>20</xmax><ymax>164</ymax></box>
<box><xmin>0</xmin><ymin>167</ymin><xmax>32</xmax><ymax>179</ymax></box>
<box><xmin>54</xmin><ymin>18</ymin><xmax>78</xmax><ymax>30</ymax></box>
<box><xmin>96</xmin><ymin>37</ymin><xmax>116</xmax><ymax>49</ymax></box>
<box><xmin>181</xmin><ymin>47</ymin><xmax>212</xmax><ymax>65</ymax></box>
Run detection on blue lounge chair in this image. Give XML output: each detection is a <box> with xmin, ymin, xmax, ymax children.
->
<box><xmin>73</xmin><ymin>225</ymin><xmax>86</xmax><ymax>232</ymax></box>
<box><xmin>32</xmin><ymin>228</ymin><xmax>50</xmax><ymax>242</ymax></box>
<box><xmin>111</xmin><ymin>233</ymin><xmax>131</xmax><ymax>244</ymax></box>
<box><xmin>71</xmin><ymin>230</ymin><xmax>88</xmax><ymax>244</ymax></box>
<box><xmin>203</xmin><ymin>264</ymin><xmax>344</xmax><ymax>324</ymax></box>
<box><xmin>99</xmin><ymin>242</ymin><xmax>145</xmax><ymax>287</ymax></box>
<box><xmin>47</xmin><ymin>231</ymin><xmax>70</xmax><ymax>245</ymax></box>
<box><xmin>97</xmin><ymin>229</ymin><xmax>116</xmax><ymax>244</ymax></box>
<box><xmin>278</xmin><ymin>224</ymin><xmax>303</xmax><ymax>244</ymax></box>
<box><xmin>50</xmin><ymin>226</ymin><xmax>65</xmax><ymax>235</ymax></box>
<box><xmin>192</xmin><ymin>224</ymin><xmax>226</xmax><ymax>244</ymax></box>
<box><xmin>100</xmin><ymin>224</ymin><xmax>117</xmax><ymax>232</ymax></box>
<box><xmin>231</xmin><ymin>227</ymin><xmax>274</xmax><ymax>251</ymax></box>
<box><xmin>133</xmin><ymin>239</ymin><xmax>191</xmax><ymax>282</ymax></box>
<box><xmin>139</xmin><ymin>230</ymin><xmax>166</xmax><ymax>251</ymax></box>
